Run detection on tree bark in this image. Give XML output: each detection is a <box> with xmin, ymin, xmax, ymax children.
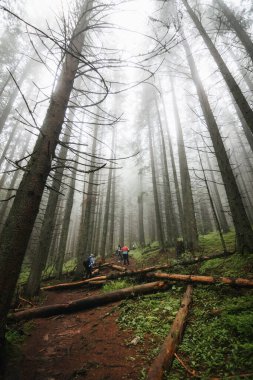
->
<box><xmin>0</xmin><ymin>1</ymin><xmax>93</xmax><ymax>346</ymax></box>
<box><xmin>146</xmin><ymin>285</ymin><xmax>193</xmax><ymax>380</ymax></box>
<box><xmin>9</xmin><ymin>281</ymin><xmax>169</xmax><ymax>321</ymax></box>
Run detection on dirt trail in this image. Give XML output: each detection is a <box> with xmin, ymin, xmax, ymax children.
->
<box><xmin>19</xmin><ymin>258</ymin><xmax>150</xmax><ymax>380</ymax></box>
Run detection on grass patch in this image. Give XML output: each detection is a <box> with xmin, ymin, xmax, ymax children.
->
<box><xmin>199</xmin><ymin>230</ymin><xmax>236</xmax><ymax>255</ymax></box>
<box><xmin>199</xmin><ymin>252</ymin><xmax>253</xmax><ymax>278</ymax></box>
<box><xmin>102</xmin><ymin>279</ymin><xmax>135</xmax><ymax>292</ymax></box>
<box><xmin>118</xmin><ymin>288</ymin><xmax>182</xmax><ymax>340</ymax></box>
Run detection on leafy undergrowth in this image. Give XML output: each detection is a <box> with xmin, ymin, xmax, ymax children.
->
<box><xmin>117</xmin><ymin>288</ymin><xmax>182</xmax><ymax>339</ymax></box>
<box><xmin>169</xmin><ymin>286</ymin><xmax>253</xmax><ymax>379</ymax></box>
<box><xmin>119</xmin><ymin>231</ymin><xmax>253</xmax><ymax>379</ymax></box>
<box><xmin>4</xmin><ymin>321</ymin><xmax>35</xmax><ymax>376</ymax></box>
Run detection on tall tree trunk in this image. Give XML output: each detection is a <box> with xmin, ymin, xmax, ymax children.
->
<box><xmin>25</xmin><ymin>124</ymin><xmax>71</xmax><ymax>296</ymax></box>
<box><xmin>0</xmin><ymin>1</ymin><xmax>93</xmax><ymax>347</ymax></box>
<box><xmin>75</xmin><ymin>123</ymin><xmax>99</xmax><ymax>276</ymax></box>
<box><xmin>0</xmin><ymin>59</ymin><xmax>33</xmax><ymax>134</ymax></box>
<box><xmin>198</xmin><ymin>146</ymin><xmax>227</xmax><ymax>251</ymax></box>
<box><xmin>206</xmin><ymin>154</ymin><xmax>230</xmax><ymax>233</ymax></box>
<box><xmin>182</xmin><ymin>0</ymin><xmax>253</xmax><ymax>135</ymax></box>
<box><xmin>119</xmin><ymin>188</ymin><xmax>125</xmax><ymax>246</ymax></box>
<box><xmin>183</xmin><ymin>36</ymin><xmax>253</xmax><ymax>253</ymax></box>
<box><xmin>107</xmin><ymin>132</ymin><xmax>116</xmax><ymax>254</ymax></box>
<box><xmin>55</xmin><ymin>162</ymin><xmax>78</xmax><ymax>278</ymax></box>
<box><xmin>161</xmin><ymin>93</ymin><xmax>184</xmax><ymax>237</ymax></box>
<box><xmin>93</xmin><ymin>186</ymin><xmax>104</xmax><ymax>255</ymax></box>
<box><xmin>138</xmin><ymin>169</ymin><xmax>145</xmax><ymax>246</ymax></box>
<box><xmin>0</xmin><ymin>117</ymin><xmax>20</xmax><ymax>168</ymax></box>
<box><xmin>216</xmin><ymin>0</ymin><xmax>253</xmax><ymax>63</ymax></box>
<box><xmin>156</xmin><ymin>98</ymin><xmax>178</xmax><ymax>244</ymax></box>
<box><xmin>147</xmin><ymin>114</ymin><xmax>165</xmax><ymax>249</ymax></box>
<box><xmin>171</xmin><ymin>78</ymin><xmax>198</xmax><ymax>250</ymax></box>
<box><xmin>100</xmin><ymin>129</ymin><xmax>115</xmax><ymax>261</ymax></box>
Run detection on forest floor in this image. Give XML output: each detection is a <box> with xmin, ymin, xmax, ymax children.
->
<box><xmin>5</xmin><ymin>237</ymin><xmax>253</xmax><ymax>380</ymax></box>
<box><xmin>8</xmin><ymin>257</ymin><xmax>159</xmax><ymax>380</ymax></box>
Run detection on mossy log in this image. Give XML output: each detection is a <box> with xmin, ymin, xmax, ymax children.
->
<box><xmin>9</xmin><ymin>281</ymin><xmax>169</xmax><ymax>322</ymax></box>
<box><xmin>147</xmin><ymin>272</ymin><xmax>253</xmax><ymax>287</ymax></box>
<box><xmin>146</xmin><ymin>285</ymin><xmax>193</xmax><ymax>380</ymax></box>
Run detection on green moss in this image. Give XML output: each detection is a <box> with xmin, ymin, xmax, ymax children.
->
<box><xmin>6</xmin><ymin>321</ymin><xmax>35</xmax><ymax>355</ymax></box>
<box><xmin>62</xmin><ymin>258</ymin><xmax>76</xmax><ymax>273</ymax></box>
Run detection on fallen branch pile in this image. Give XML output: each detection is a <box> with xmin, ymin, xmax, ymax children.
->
<box><xmin>41</xmin><ymin>251</ymin><xmax>234</xmax><ymax>292</ymax></box>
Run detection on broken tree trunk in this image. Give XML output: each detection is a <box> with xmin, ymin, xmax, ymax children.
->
<box><xmin>146</xmin><ymin>285</ymin><xmax>193</xmax><ymax>380</ymax></box>
<box><xmin>41</xmin><ymin>251</ymin><xmax>235</xmax><ymax>291</ymax></box>
<box><xmin>147</xmin><ymin>273</ymin><xmax>253</xmax><ymax>288</ymax></box>
<box><xmin>9</xmin><ymin>281</ymin><xmax>169</xmax><ymax>322</ymax></box>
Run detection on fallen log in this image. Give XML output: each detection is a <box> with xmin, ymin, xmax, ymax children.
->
<box><xmin>41</xmin><ymin>251</ymin><xmax>235</xmax><ymax>292</ymax></box>
<box><xmin>146</xmin><ymin>273</ymin><xmax>253</xmax><ymax>287</ymax></box>
<box><xmin>41</xmin><ymin>275</ymin><xmax>107</xmax><ymax>291</ymax></box>
<box><xmin>147</xmin><ymin>285</ymin><xmax>193</xmax><ymax>380</ymax></box>
<box><xmin>9</xmin><ymin>281</ymin><xmax>169</xmax><ymax>322</ymax></box>
<box><xmin>109</xmin><ymin>264</ymin><xmax>126</xmax><ymax>272</ymax></box>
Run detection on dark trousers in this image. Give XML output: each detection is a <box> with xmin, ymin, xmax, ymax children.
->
<box><xmin>123</xmin><ymin>253</ymin><xmax>129</xmax><ymax>265</ymax></box>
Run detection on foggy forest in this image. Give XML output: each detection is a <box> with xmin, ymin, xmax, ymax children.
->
<box><xmin>0</xmin><ymin>0</ymin><xmax>253</xmax><ymax>379</ymax></box>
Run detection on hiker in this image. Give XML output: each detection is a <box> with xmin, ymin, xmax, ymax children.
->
<box><xmin>115</xmin><ymin>244</ymin><xmax>122</xmax><ymax>262</ymax></box>
<box><xmin>121</xmin><ymin>245</ymin><xmax>130</xmax><ymax>265</ymax></box>
<box><xmin>83</xmin><ymin>254</ymin><xmax>96</xmax><ymax>278</ymax></box>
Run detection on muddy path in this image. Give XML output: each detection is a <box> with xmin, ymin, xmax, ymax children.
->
<box><xmin>19</xmin><ymin>258</ymin><xmax>151</xmax><ymax>380</ymax></box>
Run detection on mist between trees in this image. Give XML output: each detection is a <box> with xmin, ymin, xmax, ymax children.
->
<box><xmin>0</xmin><ymin>0</ymin><xmax>252</xmax><ymax>351</ymax></box>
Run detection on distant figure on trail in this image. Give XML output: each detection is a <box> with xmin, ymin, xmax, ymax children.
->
<box><xmin>115</xmin><ymin>244</ymin><xmax>122</xmax><ymax>262</ymax></box>
<box><xmin>121</xmin><ymin>245</ymin><xmax>129</xmax><ymax>265</ymax></box>
<box><xmin>83</xmin><ymin>254</ymin><xmax>96</xmax><ymax>278</ymax></box>
<box><xmin>176</xmin><ymin>240</ymin><xmax>185</xmax><ymax>258</ymax></box>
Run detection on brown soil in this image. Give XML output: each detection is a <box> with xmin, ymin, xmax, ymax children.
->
<box><xmin>17</xmin><ymin>258</ymin><xmax>154</xmax><ymax>380</ymax></box>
